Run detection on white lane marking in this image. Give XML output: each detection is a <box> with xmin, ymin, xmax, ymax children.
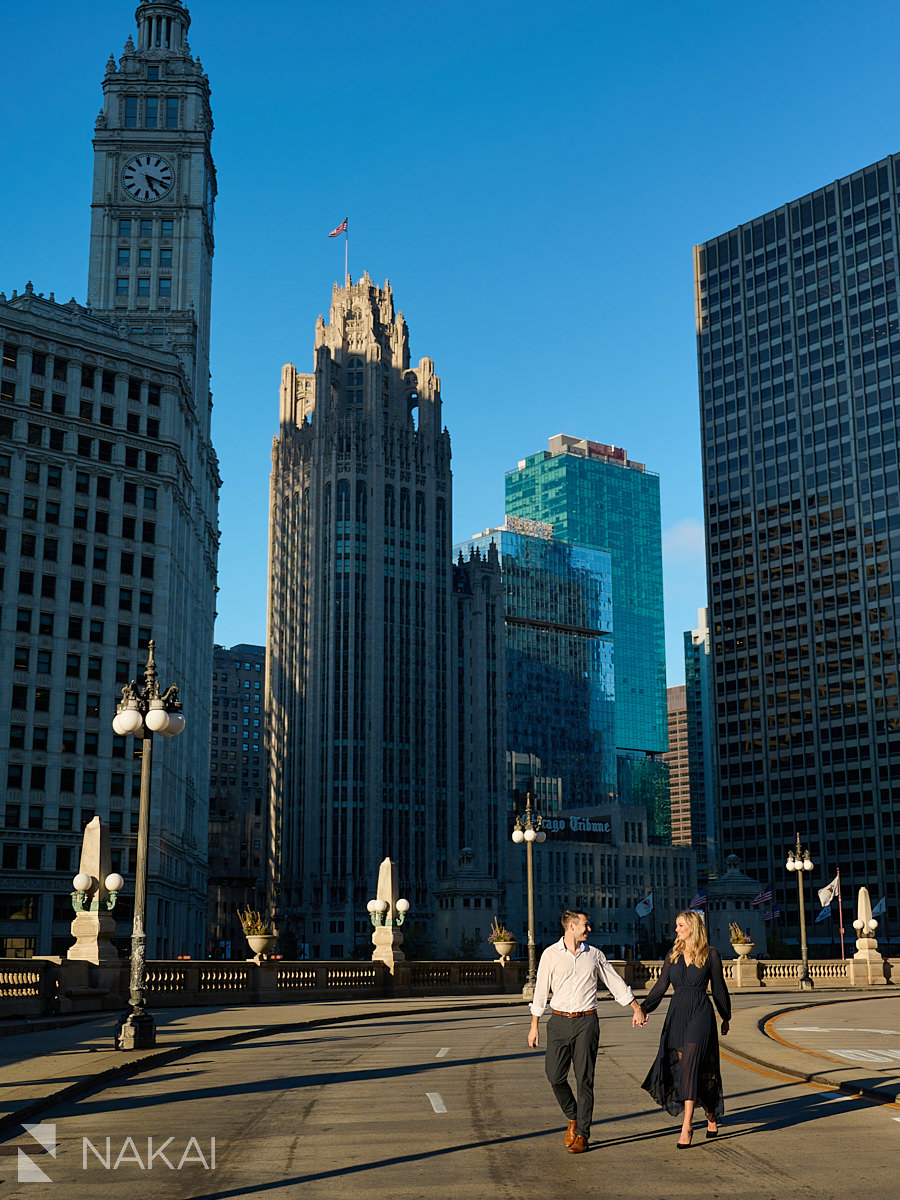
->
<box><xmin>426</xmin><ymin>1092</ymin><xmax>447</xmax><ymax>1113</ymax></box>
<box><xmin>826</xmin><ymin>1048</ymin><xmax>900</xmax><ymax>1062</ymax></box>
<box><xmin>784</xmin><ymin>1026</ymin><xmax>900</xmax><ymax>1035</ymax></box>
<box><xmin>893</xmin><ymin>1118</ymin><xmax>900</xmax><ymax>1123</ymax></box>
<box><xmin>493</xmin><ymin>1021</ymin><xmax>521</xmax><ymax>1027</ymax></box>
<box><xmin>435</xmin><ymin>1047</ymin><xmax>450</xmax><ymax>1058</ymax></box>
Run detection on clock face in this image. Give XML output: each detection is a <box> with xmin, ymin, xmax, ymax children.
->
<box><xmin>122</xmin><ymin>154</ymin><xmax>174</xmax><ymax>202</ymax></box>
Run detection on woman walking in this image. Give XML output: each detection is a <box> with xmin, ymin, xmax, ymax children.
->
<box><xmin>639</xmin><ymin>910</ymin><xmax>731</xmax><ymax>1147</ymax></box>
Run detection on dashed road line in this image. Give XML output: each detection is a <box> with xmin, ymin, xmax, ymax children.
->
<box><xmin>426</xmin><ymin>1092</ymin><xmax>447</xmax><ymax>1113</ymax></box>
<box><xmin>435</xmin><ymin>1047</ymin><xmax>450</xmax><ymax>1058</ymax></box>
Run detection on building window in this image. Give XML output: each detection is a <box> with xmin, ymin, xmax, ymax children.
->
<box><xmin>119</xmin><ymin>219</ymin><xmax>132</xmax><ymax>237</ymax></box>
<box><xmin>145</xmin><ymin>96</ymin><xmax>158</xmax><ymax>127</ymax></box>
<box><xmin>118</xmin><ymin>248</ymin><xmax>130</xmax><ymax>267</ymax></box>
<box><xmin>158</xmin><ymin>278</ymin><xmax>171</xmax><ymax>299</ymax></box>
<box><xmin>124</xmin><ymin>95</ymin><xmax>138</xmax><ymax>127</ymax></box>
<box><xmin>137</xmin><ymin>279</ymin><xmax>150</xmax><ymax>297</ymax></box>
<box><xmin>165</xmin><ymin>98</ymin><xmax>178</xmax><ymax>128</ymax></box>
<box><xmin>139</xmin><ymin>248</ymin><xmax>151</xmax><ymax>267</ymax></box>
<box><xmin>116</xmin><ymin>278</ymin><xmax>129</xmax><ymax>295</ymax></box>
<box><xmin>160</xmin><ymin>220</ymin><xmax>173</xmax><ymax>238</ymax></box>
<box><xmin>159</xmin><ymin>248</ymin><xmax>172</xmax><ymax>268</ymax></box>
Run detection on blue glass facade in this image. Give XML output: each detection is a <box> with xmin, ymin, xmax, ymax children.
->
<box><xmin>504</xmin><ymin>436</ymin><xmax>669</xmax><ymax>836</ymax></box>
<box><xmin>454</xmin><ymin>529</ymin><xmax>616</xmax><ymax>807</ymax></box>
<box><xmin>697</xmin><ymin>153</ymin><xmax>900</xmax><ymax>933</ymax></box>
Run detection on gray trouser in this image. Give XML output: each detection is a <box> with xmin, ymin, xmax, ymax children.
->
<box><xmin>545</xmin><ymin>1012</ymin><xmax>600</xmax><ymax>1138</ymax></box>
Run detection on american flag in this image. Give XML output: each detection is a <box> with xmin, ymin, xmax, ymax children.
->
<box><xmin>689</xmin><ymin>888</ymin><xmax>706</xmax><ymax>909</ymax></box>
<box><xmin>764</xmin><ymin>905</ymin><xmax>781</xmax><ymax>921</ymax></box>
<box><xmin>328</xmin><ymin>217</ymin><xmax>348</xmax><ymax>238</ymax></box>
<box><xmin>752</xmin><ymin>886</ymin><xmax>773</xmax><ymax>906</ymax></box>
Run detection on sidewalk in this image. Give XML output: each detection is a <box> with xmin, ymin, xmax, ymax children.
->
<box><xmin>0</xmin><ymin>987</ymin><xmax>897</xmax><ymax>1137</ymax></box>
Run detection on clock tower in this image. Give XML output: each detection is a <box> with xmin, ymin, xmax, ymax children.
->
<box><xmin>87</xmin><ymin>0</ymin><xmax>215</xmax><ymax>412</ymax></box>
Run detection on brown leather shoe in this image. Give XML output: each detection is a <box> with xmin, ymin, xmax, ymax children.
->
<box><xmin>564</xmin><ymin>1119</ymin><xmax>578</xmax><ymax>1147</ymax></box>
<box><xmin>567</xmin><ymin>1134</ymin><xmax>588</xmax><ymax>1153</ymax></box>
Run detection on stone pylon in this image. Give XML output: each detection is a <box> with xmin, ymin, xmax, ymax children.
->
<box><xmin>848</xmin><ymin>886</ymin><xmax>886</xmax><ymax>986</ymax></box>
<box><xmin>67</xmin><ymin>816</ymin><xmax>119</xmax><ymax>963</ymax></box>
<box><xmin>369</xmin><ymin>857</ymin><xmax>408</xmax><ymax>972</ymax></box>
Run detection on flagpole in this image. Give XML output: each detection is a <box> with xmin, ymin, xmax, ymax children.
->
<box><xmin>345</xmin><ymin>220</ymin><xmax>349</xmax><ymax>285</ymax></box>
<box><xmin>836</xmin><ymin>868</ymin><xmax>845</xmax><ymax>960</ymax></box>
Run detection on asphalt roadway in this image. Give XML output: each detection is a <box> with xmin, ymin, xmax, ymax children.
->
<box><xmin>0</xmin><ymin>987</ymin><xmax>898</xmax><ymax>1200</ymax></box>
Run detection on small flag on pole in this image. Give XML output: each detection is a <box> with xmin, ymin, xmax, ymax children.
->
<box><xmin>689</xmin><ymin>888</ymin><xmax>707</xmax><ymax>909</ymax></box>
<box><xmin>764</xmin><ymin>905</ymin><xmax>781</xmax><ymax>921</ymax></box>
<box><xmin>752</xmin><ymin>887</ymin><xmax>773</xmax><ymax>906</ymax></box>
<box><xmin>328</xmin><ymin>217</ymin><xmax>348</xmax><ymax>238</ymax></box>
<box><xmin>815</xmin><ymin>903</ymin><xmax>832</xmax><ymax>923</ymax></box>
<box><xmin>817</xmin><ymin>875</ymin><xmax>839</xmax><ymax>907</ymax></box>
<box><xmin>872</xmin><ymin>897</ymin><xmax>887</xmax><ymax>916</ymax></box>
<box><xmin>635</xmin><ymin>893</ymin><xmax>653</xmax><ymax>918</ymax></box>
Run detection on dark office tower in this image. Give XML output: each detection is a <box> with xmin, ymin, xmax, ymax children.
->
<box><xmin>506</xmin><ymin>435</ymin><xmax>669</xmax><ymax>834</ymax></box>
<box><xmin>697</xmin><ymin>155</ymin><xmax>900</xmax><ymax>934</ymax></box>
<box><xmin>267</xmin><ymin>274</ymin><xmax>456</xmax><ymax>959</ymax></box>
<box><xmin>208</xmin><ymin>644</ymin><xmax>267</xmax><ymax>957</ymax></box>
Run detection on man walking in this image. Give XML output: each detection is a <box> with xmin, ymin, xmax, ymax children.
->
<box><xmin>528</xmin><ymin>910</ymin><xmax>646</xmax><ymax>1153</ymax></box>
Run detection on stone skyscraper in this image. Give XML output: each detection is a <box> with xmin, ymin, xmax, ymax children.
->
<box><xmin>0</xmin><ymin>0</ymin><xmax>218</xmax><ymax>957</ymax></box>
<box><xmin>697</xmin><ymin>154</ymin><xmax>900</xmax><ymax>935</ymax></box>
<box><xmin>267</xmin><ymin>274</ymin><xmax>467</xmax><ymax>959</ymax></box>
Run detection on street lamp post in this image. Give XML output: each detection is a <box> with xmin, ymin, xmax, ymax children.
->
<box><xmin>511</xmin><ymin>791</ymin><xmax>547</xmax><ymax>1001</ymax></box>
<box><xmin>111</xmin><ymin>639</ymin><xmax>185</xmax><ymax>1049</ymax></box>
<box><xmin>785</xmin><ymin>832</ymin><xmax>814</xmax><ymax>991</ymax></box>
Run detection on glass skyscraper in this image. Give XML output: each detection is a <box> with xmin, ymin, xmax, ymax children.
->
<box><xmin>505</xmin><ymin>435</ymin><xmax>669</xmax><ymax>833</ymax></box>
<box><xmin>697</xmin><ymin>154</ymin><xmax>900</xmax><ymax>934</ymax></box>
<box><xmin>454</xmin><ymin>524</ymin><xmax>617</xmax><ymax>808</ymax></box>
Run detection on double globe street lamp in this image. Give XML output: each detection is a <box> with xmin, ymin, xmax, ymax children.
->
<box><xmin>111</xmin><ymin>639</ymin><xmax>185</xmax><ymax>1049</ymax></box>
<box><xmin>785</xmin><ymin>833</ymin><xmax>814</xmax><ymax>991</ymax></box>
<box><xmin>511</xmin><ymin>792</ymin><xmax>547</xmax><ymax>1000</ymax></box>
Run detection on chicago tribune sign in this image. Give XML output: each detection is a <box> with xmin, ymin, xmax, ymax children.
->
<box><xmin>542</xmin><ymin>816</ymin><xmax>612</xmax><ymax>835</ymax></box>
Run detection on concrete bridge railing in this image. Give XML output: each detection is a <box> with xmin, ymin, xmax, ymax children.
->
<box><xmin>0</xmin><ymin>955</ymin><xmax>894</xmax><ymax>1019</ymax></box>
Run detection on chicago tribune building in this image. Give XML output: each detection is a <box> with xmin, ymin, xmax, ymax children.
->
<box><xmin>0</xmin><ymin>0</ymin><xmax>219</xmax><ymax>957</ymax></box>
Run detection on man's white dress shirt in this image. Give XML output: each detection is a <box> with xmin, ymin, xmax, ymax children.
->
<box><xmin>530</xmin><ymin>937</ymin><xmax>635</xmax><ymax>1017</ymax></box>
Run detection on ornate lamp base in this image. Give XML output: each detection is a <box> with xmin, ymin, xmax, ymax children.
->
<box><xmin>115</xmin><ymin>1009</ymin><xmax>156</xmax><ymax>1050</ymax></box>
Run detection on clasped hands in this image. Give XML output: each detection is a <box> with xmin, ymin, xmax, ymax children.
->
<box><xmin>631</xmin><ymin>1003</ymin><xmax>648</xmax><ymax>1028</ymax></box>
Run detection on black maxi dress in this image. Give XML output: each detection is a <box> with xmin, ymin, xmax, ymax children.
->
<box><xmin>640</xmin><ymin>947</ymin><xmax>731</xmax><ymax>1119</ymax></box>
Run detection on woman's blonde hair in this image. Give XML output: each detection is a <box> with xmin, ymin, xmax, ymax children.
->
<box><xmin>669</xmin><ymin>910</ymin><xmax>710</xmax><ymax>968</ymax></box>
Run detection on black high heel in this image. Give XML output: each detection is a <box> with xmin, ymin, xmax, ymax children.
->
<box><xmin>677</xmin><ymin>1131</ymin><xmax>693</xmax><ymax>1149</ymax></box>
<box><xmin>705</xmin><ymin>1117</ymin><xmax>718</xmax><ymax>1139</ymax></box>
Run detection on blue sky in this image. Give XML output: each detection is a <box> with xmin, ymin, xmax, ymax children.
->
<box><xmin>5</xmin><ymin>0</ymin><xmax>900</xmax><ymax>683</ymax></box>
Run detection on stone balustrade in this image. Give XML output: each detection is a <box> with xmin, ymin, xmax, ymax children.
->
<box><xmin>0</xmin><ymin>955</ymin><xmax>894</xmax><ymax>1019</ymax></box>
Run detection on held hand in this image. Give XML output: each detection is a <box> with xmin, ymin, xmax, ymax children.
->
<box><xmin>528</xmin><ymin>1027</ymin><xmax>540</xmax><ymax>1048</ymax></box>
<box><xmin>721</xmin><ymin>1020</ymin><xmax>729</xmax><ymax>1037</ymax></box>
<box><xmin>631</xmin><ymin>1004</ymin><xmax>648</xmax><ymax>1027</ymax></box>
